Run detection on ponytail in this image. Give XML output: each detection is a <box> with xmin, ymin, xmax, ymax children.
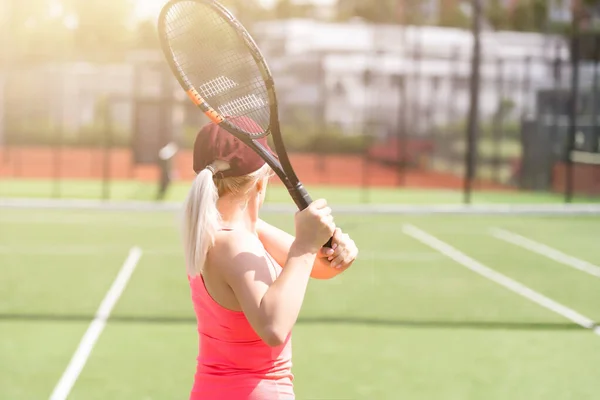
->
<box><xmin>181</xmin><ymin>163</ymin><xmax>273</xmax><ymax>276</ymax></box>
<box><xmin>182</xmin><ymin>168</ymin><xmax>221</xmax><ymax>277</ymax></box>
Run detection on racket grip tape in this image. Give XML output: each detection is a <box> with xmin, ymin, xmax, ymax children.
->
<box><xmin>324</xmin><ymin>236</ymin><xmax>334</xmax><ymax>249</ymax></box>
<box><xmin>289</xmin><ymin>183</ymin><xmax>313</xmax><ymax>210</ymax></box>
<box><xmin>289</xmin><ymin>183</ymin><xmax>334</xmax><ymax>249</ymax></box>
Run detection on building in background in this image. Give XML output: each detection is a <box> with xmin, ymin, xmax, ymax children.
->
<box><xmin>2</xmin><ymin>20</ymin><xmax>573</xmax><ymax>142</ymax></box>
<box><xmin>252</xmin><ymin>19</ymin><xmax>569</xmax><ymax>138</ymax></box>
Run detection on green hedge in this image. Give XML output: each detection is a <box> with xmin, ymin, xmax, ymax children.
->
<box><xmin>6</xmin><ymin>119</ymin><xmax>374</xmax><ymax>155</ymax></box>
<box><xmin>438</xmin><ymin>119</ymin><xmax>522</xmax><ymax>141</ymax></box>
<box><xmin>5</xmin><ymin>121</ymin><xmax>131</xmax><ymax>147</ymax></box>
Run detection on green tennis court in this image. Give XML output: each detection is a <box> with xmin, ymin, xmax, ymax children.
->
<box><xmin>2</xmin><ymin>178</ymin><xmax>600</xmax><ymax>205</ymax></box>
<box><xmin>1</xmin><ymin>203</ymin><xmax>599</xmax><ymax>400</ymax></box>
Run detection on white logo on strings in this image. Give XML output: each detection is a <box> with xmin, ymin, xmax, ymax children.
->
<box><xmin>199</xmin><ymin>76</ymin><xmax>238</xmax><ymax>98</ymax></box>
<box><xmin>218</xmin><ymin>94</ymin><xmax>266</xmax><ymax>116</ymax></box>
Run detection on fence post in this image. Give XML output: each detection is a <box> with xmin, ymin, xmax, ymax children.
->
<box><xmin>412</xmin><ymin>31</ymin><xmax>422</xmax><ymax>139</ymax></box>
<box><xmin>492</xmin><ymin>57</ymin><xmax>505</xmax><ymax>184</ymax></box>
<box><xmin>0</xmin><ymin>0</ymin><xmax>13</xmax><ymax>168</ymax></box>
<box><xmin>429</xmin><ymin>75</ymin><xmax>441</xmax><ymax>170</ymax></box>
<box><xmin>0</xmin><ymin>67</ymin><xmax>5</xmax><ymax>168</ymax></box>
<box><xmin>566</xmin><ymin>20</ymin><xmax>581</xmax><ymax>203</ymax></box>
<box><xmin>102</xmin><ymin>96</ymin><xmax>112</xmax><ymax>201</ymax></box>
<box><xmin>521</xmin><ymin>56</ymin><xmax>532</xmax><ymax>119</ymax></box>
<box><xmin>317</xmin><ymin>52</ymin><xmax>327</xmax><ymax>185</ymax></box>
<box><xmin>551</xmin><ymin>43</ymin><xmax>562</xmax><ymax>195</ymax></box>
<box><xmin>2</xmin><ymin>0</ymin><xmax>19</xmax><ymax>180</ymax></box>
<box><xmin>519</xmin><ymin>55</ymin><xmax>532</xmax><ymax>189</ymax></box>
<box><xmin>52</xmin><ymin>117</ymin><xmax>62</xmax><ymax>199</ymax></box>
<box><xmin>447</xmin><ymin>47</ymin><xmax>461</xmax><ymax>131</ymax></box>
<box><xmin>464</xmin><ymin>0</ymin><xmax>483</xmax><ymax>204</ymax></box>
<box><xmin>52</xmin><ymin>68</ymin><xmax>63</xmax><ymax>199</ymax></box>
<box><xmin>592</xmin><ymin>37</ymin><xmax>599</xmax><ymax>159</ymax></box>
<box><xmin>362</xmin><ymin>68</ymin><xmax>372</xmax><ymax>204</ymax></box>
<box><xmin>394</xmin><ymin>74</ymin><xmax>406</xmax><ymax>187</ymax></box>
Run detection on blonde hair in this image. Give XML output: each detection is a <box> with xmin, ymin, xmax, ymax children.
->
<box><xmin>182</xmin><ymin>163</ymin><xmax>273</xmax><ymax>277</ymax></box>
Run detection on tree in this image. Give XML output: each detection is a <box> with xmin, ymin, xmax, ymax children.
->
<box><xmin>510</xmin><ymin>0</ymin><xmax>548</xmax><ymax>32</ymax></box>
<box><xmin>336</xmin><ymin>0</ymin><xmax>408</xmax><ymax>24</ymax></box>
<box><xmin>484</xmin><ymin>0</ymin><xmax>559</xmax><ymax>33</ymax></box>
<box><xmin>336</xmin><ymin>0</ymin><xmax>457</xmax><ymax>26</ymax></box>
<box><xmin>273</xmin><ymin>0</ymin><xmax>317</xmax><ymax>19</ymax></box>
<box><xmin>219</xmin><ymin>0</ymin><xmax>272</xmax><ymax>25</ymax></box>
<box><xmin>6</xmin><ymin>0</ymin><xmax>74</xmax><ymax>62</ymax></box>
<box><xmin>486</xmin><ymin>0</ymin><xmax>511</xmax><ymax>31</ymax></box>
<box><xmin>133</xmin><ymin>20</ymin><xmax>159</xmax><ymax>50</ymax></box>
<box><xmin>438</xmin><ymin>1</ymin><xmax>470</xmax><ymax>29</ymax></box>
<box><xmin>61</xmin><ymin>0</ymin><xmax>135</xmax><ymax>61</ymax></box>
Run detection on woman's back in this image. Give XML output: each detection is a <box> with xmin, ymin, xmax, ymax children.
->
<box><xmin>188</xmin><ymin>239</ymin><xmax>294</xmax><ymax>400</ymax></box>
<box><xmin>182</xmin><ymin>123</ymin><xmax>343</xmax><ymax>400</ymax></box>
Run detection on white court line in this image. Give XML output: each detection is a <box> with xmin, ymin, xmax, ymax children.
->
<box><xmin>0</xmin><ymin>245</ymin><xmax>171</xmax><ymax>256</ymax></box>
<box><xmin>0</xmin><ymin>245</ymin><xmax>442</xmax><ymax>262</ymax></box>
<box><xmin>360</xmin><ymin>252</ymin><xmax>445</xmax><ymax>262</ymax></box>
<box><xmin>3</xmin><ymin>197</ymin><xmax>600</xmax><ymax>215</ymax></box>
<box><xmin>402</xmin><ymin>224</ymin><xmax>600</xmax><ymax>336</ymax></box>
<box><xmin>0</xmin><ymin>245</ymin><xmax>135</xmax><ymax>256</ymax></box>
<box><xmin>490</xmin><ymin>227</ymin><xmax>600</xmax><ymax>279</ymax></box>
<box><xmin>49</xmin><ymin>247</ymin><xmax>143</xmax><ymax>400</ymax></box>
<box><xmin>0</xmin><ymin>215</ymin><xmax>178</xmax><ymax>228</ymax></box>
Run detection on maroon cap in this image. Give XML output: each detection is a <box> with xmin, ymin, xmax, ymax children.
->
<box><xmin>193</xmin><ymin>117</ymin><xmax>275</xmax><ymax>178</ymax></box>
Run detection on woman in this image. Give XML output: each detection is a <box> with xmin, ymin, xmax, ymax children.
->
<box><xmin>182</xmin><ymin>121</ymin><xmax>358</xmax><ymax>400</ymax></box>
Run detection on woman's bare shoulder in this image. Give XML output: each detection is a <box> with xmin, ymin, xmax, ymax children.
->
<box><xmin>209</xmin><ymin>229</ymin><xmax>265</xmax><ymax>266</ymax></box>
<box><xmin>207</xmin><ymin>230</ymin><xmax>274</xmax><ymax>288</ymax></box>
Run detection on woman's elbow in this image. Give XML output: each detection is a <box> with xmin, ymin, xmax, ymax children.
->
<box><xmin>261</xmin><ymin>326</ymin><xmax>289</xmax><ymax>347</ymax></box>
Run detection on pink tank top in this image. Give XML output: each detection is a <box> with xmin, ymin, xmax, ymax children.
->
<box><xmin>187</xmin><ymin>250</ymin><xmax>294</xmax><ymax>400</ymax></box>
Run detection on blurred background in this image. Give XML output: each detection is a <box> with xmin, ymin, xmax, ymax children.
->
<box><xmin>2</xmin><ymin>2</ymin><xmax>600</xmax><ymax>400</ymax></box>
<box><xmin>1</xmin><ymin>0</ymin><xmax>599</xmax><ymax>203</ymax></box>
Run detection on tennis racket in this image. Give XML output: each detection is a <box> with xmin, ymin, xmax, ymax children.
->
<box><xmin>158</xmin><ymin>0</ymin><xmax>333</xmax><ymax>247</ymax></box>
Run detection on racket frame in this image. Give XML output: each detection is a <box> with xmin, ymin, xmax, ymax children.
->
<box><xmin>158</xmin><ymin>0</ymin><xmax>313</xmax><ymax>210</ymax></box>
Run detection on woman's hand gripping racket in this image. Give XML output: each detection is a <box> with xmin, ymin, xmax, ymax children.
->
<box><xmin>158</xmin><ymin>0</ymin><xmax>334</xmax><ymax>248</ymax></box>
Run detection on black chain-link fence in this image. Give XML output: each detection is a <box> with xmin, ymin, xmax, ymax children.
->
<box><xmin>1</xmin><ymin>4</ymin><xmax>599</xmax><ymax>202</ymax></box>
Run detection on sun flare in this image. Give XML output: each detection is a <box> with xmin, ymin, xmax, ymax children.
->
<box><xmin>133</xmin><ymin>0</ymin><xmax>168</xmax><ymax>21</ymax></box>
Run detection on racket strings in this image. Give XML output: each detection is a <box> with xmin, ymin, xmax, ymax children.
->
<box><xmin>166</xmin><ymin>6</ymin><xmax>239</xmax><ymax>83</ymax></box>
<box><xmin>162</xmin><ymin>1</ymin><xmax>271</xmax><ymax>136</ymax></box>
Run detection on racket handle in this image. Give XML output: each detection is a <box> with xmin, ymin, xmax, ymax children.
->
<box><xmin>324</xmin><ymin>236</ymin><xmax>334</xmax><ymax>249</ymax></box>
<box><xmin>289</xmin><ymin>183</ymin><xmax>334</xmax><ymax>249</ymax></box>
<box><xmin>289</xmin><ymin>183</ymin><xmax>313</xmax><ymax>210</ymax></box>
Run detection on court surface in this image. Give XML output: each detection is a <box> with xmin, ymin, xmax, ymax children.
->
<box><xmin>1</xmin><ymin>204</ymin><xmax>599</xmax><ymax>399</ymax></box>
<box><xmin>2</xmin><ymin>178</ymin><xmax>600</xmax><ymax>205</ymax></box>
